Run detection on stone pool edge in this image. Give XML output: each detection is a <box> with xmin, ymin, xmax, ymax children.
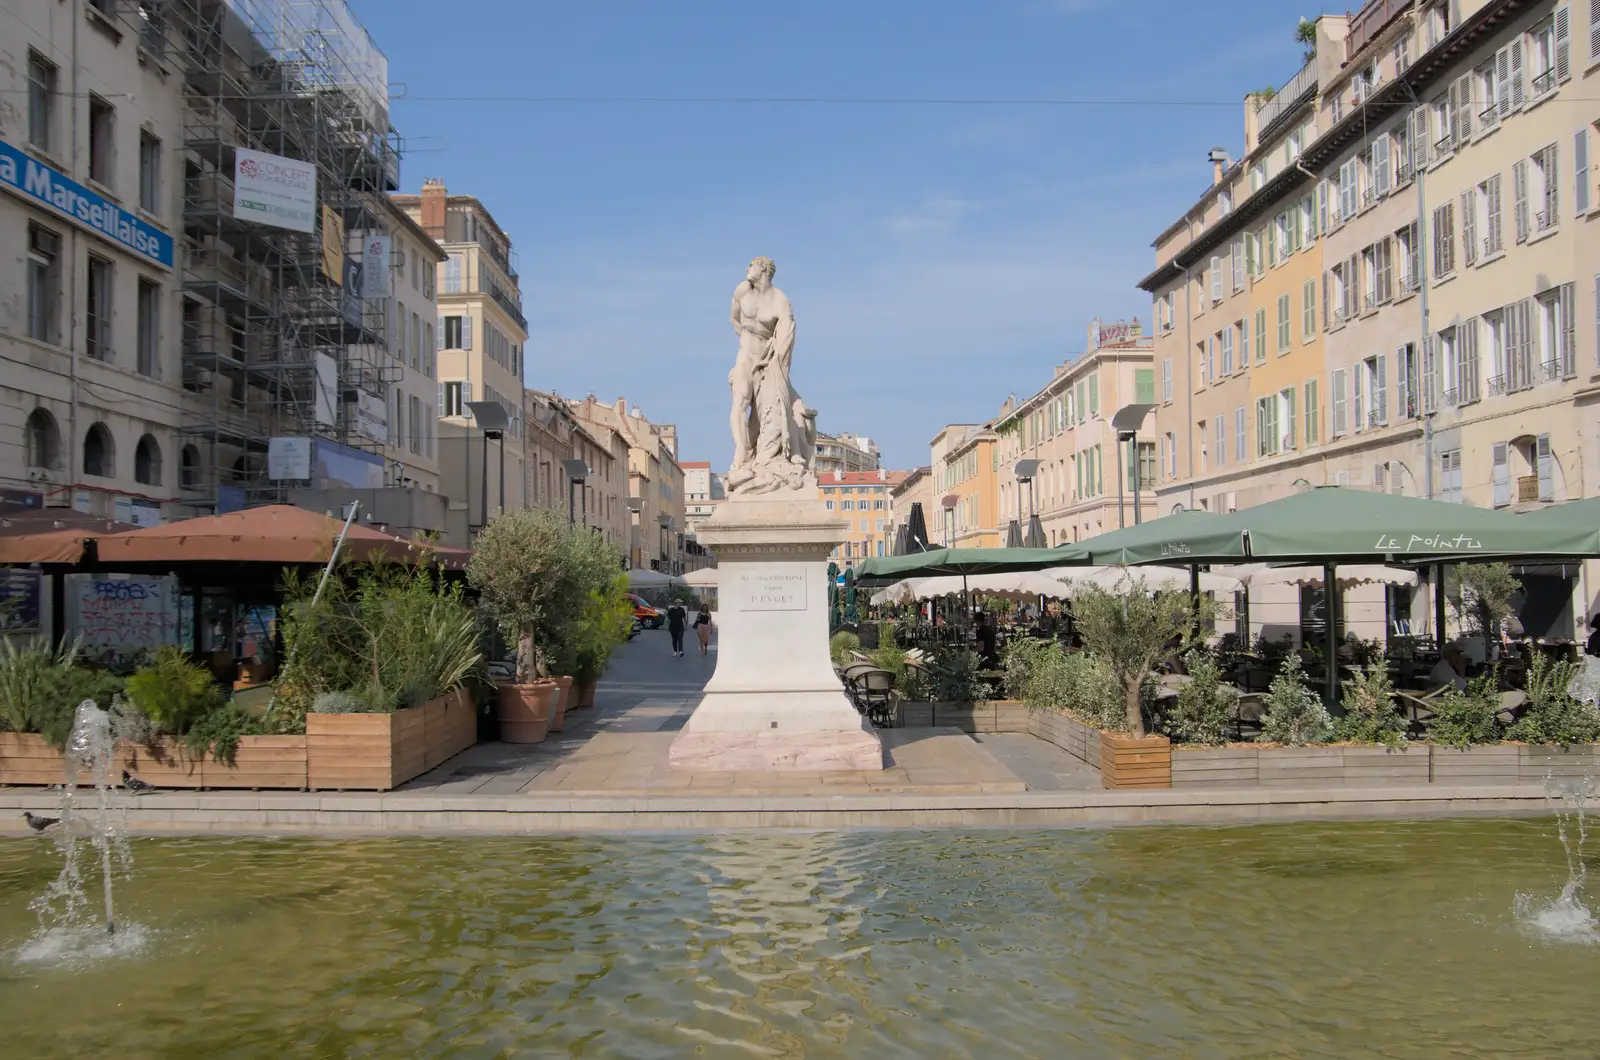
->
<box><xmin>0</xmin><ymin>784</ymin><xmax>1562</xmax><ymax>834</ymax></box>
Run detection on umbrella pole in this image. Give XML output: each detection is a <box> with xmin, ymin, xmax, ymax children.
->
<box><xmin>1324</xmin><ymin>563</ymin><xmax>1339</xmax><ymax>708</ymax></box>
<box><xmin>1434</xmin><ymin>563</ymin><xmax>1447</xmax><ymax>655</ymax></box>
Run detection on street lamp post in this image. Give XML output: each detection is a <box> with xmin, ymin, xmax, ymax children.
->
<box><xmin>465</xmin><ymin>401</ymin><xmax>510</xmax><ymax>534</ymax></box>
<box><xmin>1110</xmin><ymin>403</ymin><xmax>1157</xmax><ymax>528</ymax></box>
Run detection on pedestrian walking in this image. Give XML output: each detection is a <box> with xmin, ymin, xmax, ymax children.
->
<box><xmin>667</xmin><ymin>601</ymin><xmax>688</xmax><ymax>657</ymax></box>
<box><xmin>694</xmin><ymin>605</ymin><xmax>713</xmax><ymax>656</ymax></box>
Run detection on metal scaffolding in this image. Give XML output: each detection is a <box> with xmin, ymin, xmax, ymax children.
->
<box><xmin>126</xmin><ymin>0</ymin><xmax>404</xmax><ymax>510</ymax></box>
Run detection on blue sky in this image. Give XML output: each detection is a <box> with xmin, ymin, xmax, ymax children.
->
<box><xmin>352</xmin><ymin>0</ymin><xmax>1314</xmax><ymax>470</ymax></box>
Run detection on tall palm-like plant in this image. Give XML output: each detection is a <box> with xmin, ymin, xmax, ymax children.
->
<box><xmin>1296</xmin><ymin>17</ymin><xmax>1318</xmax><ymax>62</ymax></box>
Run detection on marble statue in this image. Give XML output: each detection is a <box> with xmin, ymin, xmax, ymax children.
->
<box><xmin>726</xmin><ymin>257</ymin><xmax>817</xmax><ymax>495</ymax></box>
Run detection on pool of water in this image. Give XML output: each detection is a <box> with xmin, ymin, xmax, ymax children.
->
<box><xmin>0</xmin><ymin>821</ymin><xmax>1594</xmax><ymax>1058</ymax></box>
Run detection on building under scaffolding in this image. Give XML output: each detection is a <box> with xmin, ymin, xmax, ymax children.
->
<box><xmin>169</xmin><ymin>0</ymin><xmax>402</xmax><ymax>511</ymax></box>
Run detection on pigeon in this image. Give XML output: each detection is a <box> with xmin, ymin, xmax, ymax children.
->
<box><xmin>122</xmin><ymin>770</ymin><xmax>156</xmax><ymax>794</ymax></box>
<box><xmin>23</xmin><ymin>812</ymin><xmax>58</xmax><ymax>832</ymax></box>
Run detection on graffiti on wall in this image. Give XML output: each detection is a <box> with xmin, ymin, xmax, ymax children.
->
<box><xmin>67</xmin><ymin>575</ymin><xmax>180</xmax><ymax>652</ymax></box>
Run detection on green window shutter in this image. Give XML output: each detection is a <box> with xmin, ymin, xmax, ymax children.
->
<box><xmin>1089</xmin><ymin>377</ymin><xmax>1100</xmax><ymax>416</ymax></box>
<box><xmin>1134</xmin><ymin>368</ymin><xmax>1155</xmax><ymax>405</ymax></box>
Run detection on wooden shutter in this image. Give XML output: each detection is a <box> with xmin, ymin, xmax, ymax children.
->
<box><xmin>1461</xmin><ymin>189</ymin><xmax>1477</xmax><ymax>265</ymax></box>
<box><xmin>1396</xmin><ymin>346</ymin><xmax>1410</xmax><ymax>419</ymax></box>
<box><xmin>1560</xmin><ymin>281</ymin><xmax>1576</xmax><ymax>376</ymax></box>
<box><xmin>1446</xmin><ymin>79</ymin><xmax>1460</xmax><ymax>149</ymax></box>
<box><xmin>1514</xmin><ymin>159</ymin><xmax>1530</xmax><ymax>242</ymax></box>
<box><xmin>1412</xmin><ymin>107</ymin><xmax>1430</xmax><ymax>170</ymax></box>
<box><xmin>1374</xmin><ymin>135</ymin><xmax>1391</xmax><ymax>197</ymax></box>
<box><xmin>1492</xmin><ymin>442</ymin><xmax>1509</xmax><ymax>507</ymax></box>
<box><xmin>1510</xmin><ymin>39</ymin><xmax>1525</xmax><ymax>109</ymax></box>
<box><xmin>1376</xmin><ymin>354</ymin><xmax>1389</xmax><ymax>424</ymax></box>
<box><xmin>1455</xmin><ymin>75</ymin><xmax>1473</xmax><ymax>141</ymax></box>
<box><xmin>1591</xmin><ymin>0</ymin><xmax>1600</xmax><ymax>66</ymax></box>
<box><xmin>1556</xmin><ymin>3</ymin><xmax>1572</xmax><ymax>82</ymax></box>
<box><xmin>1496</xmin><ymin>47</ymin><xmax>1512</xmax><ymax>119</ymax></box>
<box><xmin>1537</xmin><ymin>434</ymin><xmax>1554</xmax><ymax>501</ymax></box>
<box><xmin>461</xmin><ymin>315</ymin><xmax>473</xmax><ymax>349</ymax></box>
<box><xmin>1421</xmin><ymin>336</ymin><xmax>1437</xmax><ymax>413</ymax></box>
<box><xmin>1577</xmin><ymin>128</ymin><xmax>1591</xmax><ymax>215</ymax></box>
<box><xmin>1285</xmin><ymin>389</ymin><xmax>1297</xmax><ymax>450</ymax></box>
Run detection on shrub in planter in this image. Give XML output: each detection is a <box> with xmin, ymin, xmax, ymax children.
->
<box><xmin>1334</xmin><ymin>658</ymin><xmax>1408</xmax><ymax>749</ymax></box>
<box><xmin>126</xmin><ymin>645</ymin><xmax>265</xmax><ymax>762</ymax></box>
<box><xmin>1020</xmin><ymin>644</ymin><xmax>1125</xmax><ymax>732</ymax></box>
<box><xmin>556</xmin><ymin>573</ymin><xmax>635</xmax><ymax>699</ymax></box>
<box><xmin>927</xmin><ymin>648</ymin><xmax>988</xmax><ymax>703</ymax></box>
<box><xmin>1072</xmin><ymin>576</ymin><xmax>1219</xmax><ymax>737</ymax></box>
<box><xmin>829</xmin><ymin>631</ymin><xmax>860</xmax><ymax>667</ymax></box>
<box><xmin>1260</xmin><ymin>652</ymin><xmax>1331</xmax><ymax>746</ymax></box>
<box><xmin>1426</xmin><ymin>670</ymin><xmax>1503</xmax><ymax>748</ymax></box>
<box><xmin>1000</xmin><ymin>637</ymin><xmax>1057</xmax><ymax>700</ymax></box>
<box><xmin>0</xmin><ymin>638</ymin><xmax>125</xmax><ymax>748</ymax></box>
<box><xmin>1165</xmin><ymin>649</ymin><xmax>1238</xmax><ymax>746</ymax></box>
<box><xmin>1509</xmin><ymin>652</ymin><xmax>1600</xmax><ymax>748</ymax></box>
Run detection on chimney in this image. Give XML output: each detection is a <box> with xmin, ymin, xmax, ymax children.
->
<box><xmin>1130</xmin><ymin>316</ymin><xmax>1143</xmax><ymax>338</ymax></box>
<box><xmin>420</xmin><ymin>178</ymin><xmax>446</xmax><ymax>239</ymax></box>
<box><xmin>616</xmin><ymin>397</ymin><xmax>628</xmax><ymax>419</ymax></box>
<box><xmin>1208</xmin><ymin>147</ymin><xmax>1230</xmax><ymax>186</ymax></box>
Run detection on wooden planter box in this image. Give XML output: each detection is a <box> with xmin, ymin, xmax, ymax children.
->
<box><xmin>1100</xmin><ymin>731</ymin><xmax>1171</xmax><ymax>789</ymax></box>
<box><xmin>1028</xmin><ymin>711</ymin><xmax>1099</xmax><ymax>769</ymax></box>
<box><xmin>308</xmin><ymin>689</ymin><xmax>475</xmax><ymax>791</ymax></box>
<box><xmin>1429</xmin><ymin>744</ymin><xmax>1520</xmax><ymax>785</ymax></box>
<box><xmin>549</xmin><ymin>676</ymin><xmax>573</xmax><ymax>733</ymax></box>
<box><xmin>0</xmin><ymin>733</ymin><xmax>307</xmax><ymax>789</ymax></box>
<box><xmin>990</xmin><ymin>700</ymin><xmax>1030</xmax><ymax>733</ymax></box>
<box><xmin>1172</xmin><ymin>747</ymin><xmax>1260</xmax><ymax>789</ymax></box>
<box><xmin>1517</xmin><ymin>743</ymin><xmax>1599</xmax><ymax>782</ymax></box>
<box><xmin>203</xmin><ymin>736</ymin><xmax>309</xmax><ymax>789</ymax></box>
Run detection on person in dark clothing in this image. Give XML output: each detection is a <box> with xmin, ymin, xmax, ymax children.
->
<box><xmin>667</xmin><ymin>603</ymin><xmax>688</xmax><ymax>657</ymax></box>
<box><xmin>1586</xmin><ymin>614</ymin><xmax>1600</xmax><ymax>659</ymax></box>
<box><xmin>974</xmin><ymin>613</ymin><xmax>999</xmax><ymax>669</ymax></box>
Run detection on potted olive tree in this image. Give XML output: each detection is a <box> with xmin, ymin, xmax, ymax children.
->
<box><xmin>555</xmin><ymin>570</ymin><xmax>635</xmax><ymax>712</ymax></box>
<box><xmin>469</xmin><ymin>510</ymin><xmax>571</xmax><ymax>743</ymax></box>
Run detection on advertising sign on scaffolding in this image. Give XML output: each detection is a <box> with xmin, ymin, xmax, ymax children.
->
<box><xmin>267</xmin><ymin>436</ymin><xmax>314</xmax><ymax>480</ymax></box>
<box><xmin>361</xmin><ymin>234</ymin><xmax>390</xmax><ymax>298</ymax></box>
<box><xmin>355</xmin><ymin>392</ymin><xmax>388</xmax><ymax>444</ymax></box>
<box><xmin>314</xmin><ymin>353</ymin><xmax>339</xmax><ymax>427</ymax></box>
<box><xmin>233</xmin><ymin>147</ymin><xmax>316</xmax><ymax>234</ymax></box>
<box><xmin>314</xmin><ymin>440</ymin><xmax>384</xmax><ymax>490</ymax></box>
<box><xmin>321</xmin><ymin>204</ymin><xmax>345</xmax><ymax>282</ymax></box>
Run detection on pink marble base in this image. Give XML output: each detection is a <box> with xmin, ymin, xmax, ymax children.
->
<box><xmin>669</xmin><ymin>729</ymin><xmax>885</xmax><ymax>772</ymax></box>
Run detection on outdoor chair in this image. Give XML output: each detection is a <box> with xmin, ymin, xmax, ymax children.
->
<box><xmin>1232</xmin><ymin>692</ymin><xmax>1267</xmax><ymax>741</ymax></box>
<box><xmin>839</xmin><ymin>664</ymin><xmax>878</xmax><ymax>712</ymax></box>
<box><xmin>856</xmin><ymin>669</ymin><xmax>897</xmax><ymax>729</ymax></box>
<box><xmin>1395</xmin><ymin>685</ymin><xmax>1448</xmax><ymax>737</ymax></box>
<box><xmin>1495</xmin><ymin>689</ymin><xmax>1529</xmax><ymax>727</ymax></box>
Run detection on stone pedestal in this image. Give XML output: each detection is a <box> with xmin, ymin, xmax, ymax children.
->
<box><xmin>669</xmin><ymin>490</ymin><xmax>884</xmax><ymax>772</ymax></box>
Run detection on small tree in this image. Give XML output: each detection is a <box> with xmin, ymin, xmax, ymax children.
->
<box><xmin>1167</xmin><ymin>649</ymin><xmax>1238</xmax><ymax>746</ymax></box>
<box><xmin>1447</xmin><ymin>562</ymin><xmax>1522</xmax><ymax>656</ymax></box>
<box><xmin>1072</xmin><ymin>577</ymin><xmax>1218</xmax><ymax>737</ymax></box>
<box><xmin>1260</xmin><ymin>652</ymin><xmax>1331</xmax><ymax>746</ymax></box>
<box><xmin>1334</xmin><ymin>658</ymin><xmax>1407</xmax><ymax>748</ymax></box>
<box><xmin>469</xmin><ymin>509</ymin><xmax>618</xmax><ymax>683</ymax></box>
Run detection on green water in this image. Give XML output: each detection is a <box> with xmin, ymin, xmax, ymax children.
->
<box><xmin>0</xmin><ymin>822</ymin><xmax>1594</xmax><ymax>1058</ymax></box>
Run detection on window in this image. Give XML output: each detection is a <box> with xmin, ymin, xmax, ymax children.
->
<box><xmin>1220</xmin><ymin>328</ymin><xmax>1234</xmax><ymax>375</ymax></box>
<box><xmin>88</xmin><ymin>95</ymin><xmax>115</xmax><ymax>188</ymax></box>
<box><xmin>86</xmin><ymin>257</ymin><xmax>113</xmax><ymax>362</ymax></box>
<box><xmin>1537</xmin><ymin>283</ymin><xmax>1576</xmax><ymax>378</ymax></box>
<box><xmin>25</xmin><ymin>409</ymin><xmax>60</xmax><ymax>470</ymax></box>
<box><xmin>1304</xmin><ymin>379</ymin><xmax>1319</xmax><ymax>445</ymax></box>
<box><xmin>441</xmin><ymin>380</ymin><xmax>471</xmax><ymax>417</ymax></box>
<box><xmin>442</xmin><ymin>315</ymin><xmax>470</xmax><ymax>349</ymax></box>
<box><xmin>134</xmin><ymin>435</ymin><xmax>162</xmax><ymax>486</ymax></box>
<box><xmin>1529</xmin><ymin>15</ymin><xmax>1560</xmax><ymax>95</ymax></box>
<box><xmin>1220</xmin><ymin>187</ymin><xmax>1234</xmax><ymax>217</ymax></box>
<box><xmin>1138</xmin><ymin>441</ymin><xmax>1156</xmax><ymax>486</ymax></box>
<box><xmin>1276</xmin><ymin>293</ymin><xmax>1291</xmax><ymax>352</ymax></box>
<box><xmin>1396</xmin><ymin>220</ymin><xmax>1421</xmax><ymax>292</ymax></box>
<box><xmin>1393</xmin><ymin>123</ymin><xmax>1413</xmax><ymax>184</ymax></box>
<box><xmin>1362</xmin><ymin>354</ymin><xmax>1389</xmax><ymax>427</ymax></box>
<box><xmin>137</xmin><ymin>278</ymin><xmax>159</xmax><ymax>377</ymax></box>
<box><xmin>1492</xmin><ymin>442</ymin><xmax>1510</xmax><ymax>507</ymax></box>
<box><xmin>1213</xmin><ymin>415</ymin><xmax>1225</xmax><ymax>468</ymax></box>
<box><xmin>1254</xmin><ymin>308</ymin><xmax>1266</xmax><ymax>363</ymax></box>
<box><xmin>409</xmin><ymin>395</ymin><xmax>423</xmax><ymax>454</ymax></box>
<box><xmin>28</xmin><ymin>51</ymin><xmax>56</xmax><ymax>153</ymax></box>
<box><xmin>1397</xmin><ymin>342</ymin><xmax>1420</xmax><ymax>419</ymax></box>
<box><xmin>1332</xmin><ymin>368</ymin><xmax>1348</xmax><ymax>436</ymax></box>
<box><xmin>1088</xmin><ymin>376</ymin><xmax>1099</xmax><ymax>416</ymax></box>
<box><xmin>26</xmin><ymin>224</ymin><xmax>61</xmax><ymax>344</ymax></box>
<box><xmin>1339</xmin><ymin>158</ymin><xmax>1358</xmax><ymax>221</ymax></box>
<box><xmin>1233</xmin><ymin>406</ymin><xmax>1246</xmax><ymax>464</ymax></box>
<box><xmin>1452</xmin><ymin>320</ymin><xmax>1481</xmax><ymax>404</ymax></box>
<box><xmin>1502</xmin><ymin>297</ymin><xmax>1536</xmax><ymax>391</ymax></box>
<box><xmin>444</xmin><ymin>254</ymin><xmax>463</xmax><ymax>293</ymax></box>
<box><xmin>1440</xmin><ymin>449</ymin><xmax>1463</xmax><ymax>503</ymax></box>
<box><xmin>83</xmin><ymin>424</ymin><xmax>114</xmax><ymax>478</ymax></box>
<box><xmin>1533</xmin><ymin>143</ymin><xmax>1559</xmax><ymax>231</ymax></box>
<box><xmin>1432</xmin><ymin>202</ymin><xmax>1455</xmax><ymax>276</ymax></box>
<box><xmin>1161</xmin><ymin>358</ymin><xmax>1173</xmax><ymax>402</ymax></box>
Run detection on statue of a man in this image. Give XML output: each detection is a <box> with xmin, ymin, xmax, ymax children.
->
<box><xmin>727</xmin><ymin>257</ymin><xmax>815</xmax><ymax>493</ymax></box>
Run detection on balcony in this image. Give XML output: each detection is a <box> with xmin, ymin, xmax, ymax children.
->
<box><xmin>1435</xmin><ymin>134</ymin><xmax>1453</xmax><ymax>155</ymax></box>
<box><xmin>1517</xmin><ymin>475</ymin><xmax>1540</xmax><ymax>504</ymax></box>
<box><xmin>1536</xmin><ymin>208</ymin><xmax>1557</xmax><ymax>233</ymax></box>
<box><xmin>1488</xmin><ymin>375</ymin><xmax>1507</xmax><ymax>396</ymax></box>
<box><xmin>1542</xmin><ymin>359</ymin><xmax>1570</xmax><ymax>382</ymax></box>
<box><xmin>1480</xmin><ymin>105</ymin><xmax>1499</xmax><ymax>129</ymax></box>
<box><xmin>1396</xmin><ymin>159</ymin><xmax>1414</xmax><ymax>184</ymax></box>
<box><xmin>1256</xmin><ymin>59</ymin><xmax>1318</xmax><ymax>135</ymax></box>
<box><xmin>1367</xmin><ymin>410</ymin><xmax>1382</xmax><ymax>429</ymax></box>
<box><xmin>1531</xmin><ymin>68</ymin><xmax>1557</xmax><ymax>96</ymax></box>
<box><xmin>1443</xmin><ymin>387</ymin><xmax>1459</xmax><ymax>407</ymax></box>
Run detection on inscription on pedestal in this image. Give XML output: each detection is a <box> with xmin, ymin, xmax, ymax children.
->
<box><xmin>734</xmin><ymin>569</ymin><xmax>807</xmax><ymax>611</ymax></box>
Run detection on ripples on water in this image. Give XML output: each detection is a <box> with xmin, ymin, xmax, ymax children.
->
<box><xmin>0</xmin><ymin>821</ymin><xmax>1596</xmax><ymax>1059</ymax></box>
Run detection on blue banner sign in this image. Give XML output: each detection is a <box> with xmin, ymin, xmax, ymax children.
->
<box><xmin>0</xmin><ymin>138</ymin><xmax>174</xmax><ymax>269</ymax></box>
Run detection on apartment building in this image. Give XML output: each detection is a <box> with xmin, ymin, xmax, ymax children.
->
<box><xmin>993</xmin><ymin>319</ymin><xmax>1157</xmax><ymax>545</ymax></box>
<box><xmin>682</xmin><ymin>461</ymin><xmax>724</xmax><ymax>538</ymax></box>
<box><xmin>520</xmin><ymin>388</ymin><xmax>627</xmax><ymax>551</ymax></box>
<box><xmin>887</xmin><ymin>465</ymin><xmax>935</xmax><ymax>553</ymax></box>
<box><xmin>929</xmin><ymin>424</ymin><xmax>1000</xmax><ymax>548</ymax></box>
<box><xmin>371</xmin><ymin>199</ymin><xmax>445</xmax><ymax>494</ymax></box>
<box><xmin>567</xmin><ymin>396</ymin><xmax>689</xmax><ymax>573</ymax></box>
<box><xmin>820</xmin><ymin>468</ymin><xmax>907</xmax><ymax>565</ymax></box>
<box><xmin>813</xmin><ymin>431</ymin><xmax>881</xmax><ymax>476</ymax></box>
<box><xmin>395</xmin><ymin>179</ymin><xmax>528</xmax><ymax>528</ymax></box>
<box><xmin>2</xmin><ymin>0</ymin><xmax>188</xmax><ymax>525</ymax></box>
<box><xmin>1140</xmin><ymin>0</ymin><xmax>1600</xmax><ymax>640</ymax></box>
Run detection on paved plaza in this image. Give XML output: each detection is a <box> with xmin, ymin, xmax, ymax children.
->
<box><xmin>397</xmin><ymin>627</ymin><xmax>1097</xmax><ymax>797</ymax></box>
